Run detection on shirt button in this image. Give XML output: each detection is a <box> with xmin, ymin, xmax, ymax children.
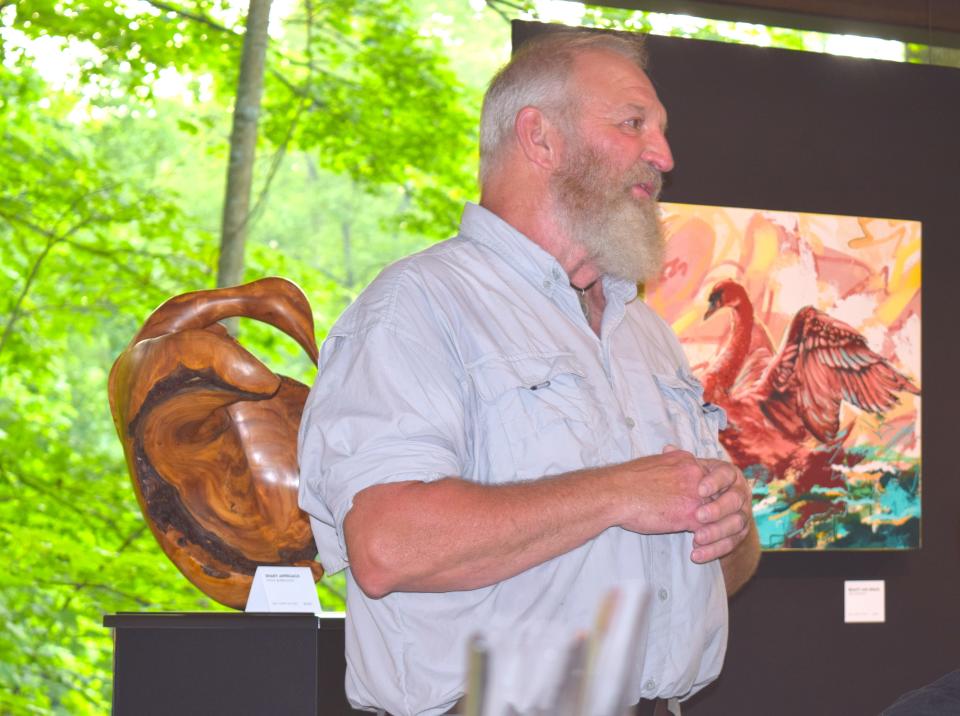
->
<box><xmin>658</xmin><ymin>587</ymin><xmax>669</xmax><ymax>601</ymax></box>
<box><xmin>644</xmin><ymin>679</ymin><xmax>657</xmax><ymax>691</ymax></box>
<box><xmin>625</xmin><ymin>417</ymin><xmax>636</xmax><ymax>428</ymax></box>
<box><xmin>542</xmin><ymin>279</ymin><xmax>551</xmax><ymax>289</ymax></box>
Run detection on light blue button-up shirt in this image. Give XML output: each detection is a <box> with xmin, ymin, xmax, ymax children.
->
<box><xmin>298</xmin><ymin>203</ymin><xmax>728</xmax><ymax>715</ymax></box>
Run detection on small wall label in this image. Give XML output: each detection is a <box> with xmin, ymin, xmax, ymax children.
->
<box><xmin>844</xmin><ymin>580</ymin><xmax>885</xmax><ymax>623</ymax></box>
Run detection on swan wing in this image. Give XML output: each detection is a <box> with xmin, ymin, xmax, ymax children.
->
<box><xmin>759</xmin><ymin>307</ymin><xmax>919</xmax><ymax>443</ymax></box>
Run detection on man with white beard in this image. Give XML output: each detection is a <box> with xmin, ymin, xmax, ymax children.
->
<box><xmin>298</xmin><ymin>27</ymin><xmax>760</xmax><ymax>716</ymax></box>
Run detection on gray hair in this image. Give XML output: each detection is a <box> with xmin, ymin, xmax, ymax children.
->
<box><xmin>478</xmin><ymin>27</ymin><xmax>648</xmax><ymax>187</ymax></box>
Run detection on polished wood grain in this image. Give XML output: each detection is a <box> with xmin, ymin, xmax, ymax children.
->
<box><xmin>109</xmin><ymin>277</ymin><xmax>322</xmax><ymax>609</ymax></box>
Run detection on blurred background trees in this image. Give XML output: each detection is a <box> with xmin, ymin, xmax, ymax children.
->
<box><xmin>0</xmin><ymin>1</ymin><xmax>502</xmax><ymax>709</ymax></box>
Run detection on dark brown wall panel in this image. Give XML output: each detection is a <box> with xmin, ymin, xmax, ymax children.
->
<box><xmin>640</xmin><ymin>35</ymin><xmax>960</xmax><ymax>715</ymax></box>
<box><xmin>514</xmin><ymin>22</ymin><xmax>960</xmax><ymax>715</ymax></box>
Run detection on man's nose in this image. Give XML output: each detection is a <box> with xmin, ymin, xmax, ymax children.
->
<box><xmin>642</xmin><ymin>132</ymin><xmax>675</xmax><ymax>173</ymax></box>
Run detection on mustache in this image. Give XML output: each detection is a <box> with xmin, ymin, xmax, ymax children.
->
<box><xmin>627</xmin><ymin>164</ymin><xmax>663</xmax><ymax>199</ymax></box>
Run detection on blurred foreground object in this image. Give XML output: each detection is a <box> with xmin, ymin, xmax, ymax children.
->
<box><xmin>464</xmin><ymin>584</ymin><xmax>653</xmax><ymax>716</ymax></box>
<box><xmin>880</xmin><ymin>669</ymin><xmax>960</xmax><ymax>716</ymax></box>
<box><xmin>108</xmin><ymin>277</ymin><xmax>322</xmax><ymax>609</ymax></box>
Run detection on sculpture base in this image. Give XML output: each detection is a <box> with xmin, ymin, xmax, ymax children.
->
<box><xmin>103</xmin><ymin>612</ymin><xmax>350</xmax><ymax>715</ymax></box>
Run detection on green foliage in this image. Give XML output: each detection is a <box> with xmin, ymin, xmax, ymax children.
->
<box><xmin>0</xmin><ymin>52</ymin><xmax>223</xmax><ymax>711</ymax></box>
<box><xmin>0</xmin><ymin>0</ymin><xmax>479</xmax><ymax>707</ymax></box>
<box><xmin>16</xmin><ymin>0</ymin><xmax>479</xmax><ymax>239</ymax></box>
<box><xmin>14</xmin><ymin>0</ymin><xmax>243</xmax><ymax>100</ymax></box>
<box><xmin>258</xmin><ymin>0</ymin><xmax>480</xmax><ymax>236</ymax></box>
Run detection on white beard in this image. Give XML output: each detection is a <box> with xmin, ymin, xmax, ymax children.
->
<box><xmin>551</xmin><ymin>137</ymin><xmax>666</xmax><ymax>284</ymax></box>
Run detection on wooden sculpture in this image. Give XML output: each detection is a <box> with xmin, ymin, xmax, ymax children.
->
<box><xmin>108</xmin><ymin>277</ymin><xmax>323</xmax><ymax>609</ymax></box>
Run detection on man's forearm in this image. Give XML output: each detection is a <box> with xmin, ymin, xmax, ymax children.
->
<box><xmin>343</xmin><ymin>469</ymin><xmax>628</xmax><ymax>598</ymax></box>
<box><xmin>720</xmin><ymin>517</ymin><xmax>760</xmax><ymax>596</ymax></box>
<box><xmin>343</xmin><ymin>449</ymin><xmax>746</xmax><ymax>599</ymax></box>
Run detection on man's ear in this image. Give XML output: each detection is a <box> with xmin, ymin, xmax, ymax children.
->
<box><xmin>514</xmin><ymin>106</ymin><xmax>563</xmax><ymax>171</ymax></box>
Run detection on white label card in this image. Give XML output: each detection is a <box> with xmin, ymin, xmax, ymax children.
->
<box><xmin>844</xmin><ymin>580</ymin><xmax>885</xmax><ymax>623</ymax></box>
<box><xmin>245</xmin><ymin>566</ymin><xmax>322</xmax><ymax>615</ymax></box>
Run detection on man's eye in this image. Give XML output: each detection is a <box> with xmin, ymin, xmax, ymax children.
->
<box><xmin>624</xmin><ymin>118</ymin><xmax>644</xmax><ymax>129</ymax></box>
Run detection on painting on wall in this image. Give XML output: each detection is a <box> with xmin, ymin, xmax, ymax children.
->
<box><xmin>647</xmin><ymin>203</ymin><xmax>921</xmax><ymax>550</ymax></box>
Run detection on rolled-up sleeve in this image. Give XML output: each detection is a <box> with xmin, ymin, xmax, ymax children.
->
<box><xmin>298</xmin><ymin>320</ymin><xmax>466</xmax><ymax>574</ymax></box>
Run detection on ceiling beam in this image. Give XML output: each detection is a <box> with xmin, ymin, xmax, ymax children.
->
<box><xmin>592</xmin><ymin>0</ymin><xmax>960</xmax><ymax>49</ymax></box>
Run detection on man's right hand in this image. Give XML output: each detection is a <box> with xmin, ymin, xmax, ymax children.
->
<box><xmin>612</xmin><ymin>446</ymin><xmax>753</xmax><ymax>565</ymax></box>
<box><xmin>613</xmin><ymin>447</ymin><xmax>709</xmax><ymax>536</ymax></box>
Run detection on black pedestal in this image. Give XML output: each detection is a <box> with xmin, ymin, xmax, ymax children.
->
<box><xmin>103</xmin><ymin>612</ymin><xmax>350</xmax><ymax>715</ymax></box>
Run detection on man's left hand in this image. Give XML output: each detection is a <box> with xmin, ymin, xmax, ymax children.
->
<box><xmin>689</xmin><ymin>459</ymin><xmax>752</xmax><ymax>564</ymax></box>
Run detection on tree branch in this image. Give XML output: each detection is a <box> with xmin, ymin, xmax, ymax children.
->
<box><xmin>61</xmin><ymin>237</ymin><xmax>170</xmax><ymax>292</ymax></box>
<box><xmin>142</xmin><ymin>0</ymin><xmax>237</xmax><ymax>36</ymax></box>
<box><xmin>485</xmin><ymin>0</ymin><xmax>512</xmax><ymax>24</ymax></box>
<box><xmin>245</xmin><ymin>0</ymin><xmax>315</xmax><ymax>230</ymax></box>
<box><xmin>0</xmin><ymin>462</ymin><xmax>127</xmax><ymax>540</ymax></box>
<box><xmin>0</xmin><ymin>182</ymin><xmax>136</xmax><ymax>357</ymax></box>
<box><xmin>319</xmin><ymin>579</ymin><xmax>346</xmax><ymax>603</ymax></box>
<box><xmin>487</xmin><ymin>0</ymin><xmax>530</xmax><ymax>14</ymax></box>
<box><xmin>0</xmin><ymin>211</ymin><xmax>59</xmax><ymax>241</ymax></box>
<box><xmin>116</xmin><ymin>524</ymin><xmax>149</xmax><ymax>555</ymax></box>
<box><xmin>0</xmin><ymin>234</ymin><xmax>57</xmax><ymax>359</ymax></box>
<box><xmin>216</xmin><ymin>0</ymin><xmax>273</xmax><ymax>290</ymax></box>
<box><xmin>35</xmin><ymin>579</ymin><xmax>155</xmax><ymax>608</ymax></box>
<box><xmin>301</xmin><ymin>261</ymin><xmax>345</xmax><ymax>286</ymax></box>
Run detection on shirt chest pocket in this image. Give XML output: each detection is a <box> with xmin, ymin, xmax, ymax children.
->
<box><xmin>468</xmin><ymin>353</ymin><xmax>602</xmax><ymax>481</ymax></box>
<box><xmin>652</xmin><ymin>371</ymin><xmax>727</xmax><ymax>460</ymax></box>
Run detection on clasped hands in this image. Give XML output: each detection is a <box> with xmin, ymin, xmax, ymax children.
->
<box><xmin>616</xmin><ymin>445</ymin><xmax>753</xmax><ymax>564</ymax></box>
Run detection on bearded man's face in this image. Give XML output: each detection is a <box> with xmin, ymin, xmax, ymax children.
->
<box><xmin>550</xmin><ymin>128</ymin><xmax>666</xmax><ymax>284</ymax></box>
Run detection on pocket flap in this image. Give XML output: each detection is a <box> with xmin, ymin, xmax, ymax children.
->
<box><xmin>652</xmin><ymin>369</ymin><xmax>704</xmax><ymax>399</ymax></box>
<box><xmin>469</xmin><ymin>353</ymin><xmax>586</xmax><ymax>402</ymax></box>
<box><xmin>653</xmin><ymin>370</ymin><xmax>727</xmax><ymax>431</ymax></box>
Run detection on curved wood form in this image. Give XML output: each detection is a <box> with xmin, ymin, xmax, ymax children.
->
<box><xmin>108</xmin><ymin>277</ymin><xmax>323</xmax><ymax>609</ymax></box>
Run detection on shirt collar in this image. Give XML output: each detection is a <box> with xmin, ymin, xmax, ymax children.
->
<box><xmin>458</xmin><ymin>202</ymin><xmax>639</xmax><ymax>306</ymax></box>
